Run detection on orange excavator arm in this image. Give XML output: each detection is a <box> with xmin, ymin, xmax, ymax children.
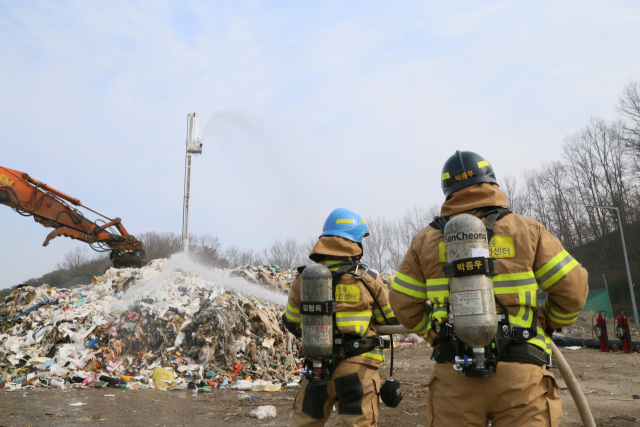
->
<box><xmin>0</xmin><ymin>166</ymin><xmax>145</xmax><ymax>268</ymax></box>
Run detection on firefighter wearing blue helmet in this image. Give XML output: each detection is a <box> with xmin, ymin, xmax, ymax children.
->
<box><xmin>284</xmin><ymin>208</ymin><xmax>399</xmax><ymax>427</ymax></box>
<box><xmin>319</xmin><ymin>208</ymin><xmax>370</xmax><ymax>243</ymax></box>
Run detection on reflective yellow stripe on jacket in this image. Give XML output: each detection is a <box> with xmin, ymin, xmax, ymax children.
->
<box><xmin>392</xmin><ymin>272</ymin><xmax>426</xmax><ymax>298</ymax></box>
<box><xmin>392</xmin><ymin>268</ymin><xmax>556</xmax><ymax>353</ymax></box>
<box><xmin>373</xmin><ymin>303</ymin><xmax>395</xmax><ymax>323</ymax></box>
<box><xmin>426</xmin><ymin>278</ymin><xmax>449</xmax><ymax>304</ymax></box>
<box><xmin>324</xmin><ymin>260</ymin><xmax>342</xmax><ymax>271</ymax></box>
<box><xmin>527</xmin><ymin>326</ymin><xmax>553</xmax><ymax>354</ymax></box>
<box><xmin>425</xmin><ymin>277</ymin><xmax>450</xmax><ymax>334</ymax></box>
<box><xmin>286</xmin><ymin>303</ymin><xmax>301</xmax><ymax>323</ymax></box>
<box><xmin>336</xmin><ymin>311</ymin><xmax>371</xmax><ymax>336</ymax></box>
<box><xmin>362</xmin><ymin>347</ymin><xmax>385</xmax><ymax>361</ymax></box>
<box><xmin>493</xmin><ymin>272</ymin><xmax>538</xmax><ymax>328</ymax></box>
<box><xmin>541</xmin><ymin>298</ymin><xmax>580</xmax><ymax>325</ymax></box>
<box><xmin>535</xmin><ymin>250</ymin><xmax>579</xmax><ymax>290</ymax></box>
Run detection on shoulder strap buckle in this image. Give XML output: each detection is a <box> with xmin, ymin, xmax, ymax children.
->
<box><xmin>353</xmin><ymin>262</ymin><xmax>369</xmax><ymax>280</ymax></box>
<box><xmin>429</xmin><ymin>216</ymin><xmax>449</xmax><ymax>231</ymax></box>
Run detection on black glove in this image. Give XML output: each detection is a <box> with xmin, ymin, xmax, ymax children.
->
<box><xmin>281</xmin><ymin>313</ymin><xmax>301</xmax><ymax>337</ymax></box>
<box><xmin>380</xmin><ymin>378</ymin><xmax>403</xmax><ymax>407</ymax></box>
<box><xmin>545</xmin><ymin>326</ymin><xmax>561</xmax><ymax>339</ymax></box>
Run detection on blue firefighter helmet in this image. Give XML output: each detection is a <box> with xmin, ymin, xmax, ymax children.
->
<box><xmin>320</xmin><ymin>208</ymin><xmax>370</xmax><ymax>243</ymax></box>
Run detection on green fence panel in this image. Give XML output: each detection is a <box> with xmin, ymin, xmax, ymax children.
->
<box><xmin>538</xmin><ymin>288</ymin><xmax>613</xmax><ymax>317</ymax></box>
<box><xmin>582</xmin><ymin>288</ymin><xmax>613</xmax><ymax>317</ymax></box>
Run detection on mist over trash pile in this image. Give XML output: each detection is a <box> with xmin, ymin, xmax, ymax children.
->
<box><xmin>110</xmin><ymin>253</ymin><xmax>288</xmax><ymax>311</ymax></box>
<box><xmin>0</xmin><ymin>257</ymin><xmax>302</xmax><ymax>391</ymax></box>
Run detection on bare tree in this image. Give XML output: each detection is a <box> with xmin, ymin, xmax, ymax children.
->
<box><xmin>362</xmin><ymin>218</ymin><xmax>393</xmax><ymax>271</ymax></box>
<box><xmin>191</xmin><ymin>234</ymin><xmax>223</xmax><ymax>266</ymax></box>
<box><xmin>56</xmin><ymin>246</ymin><xmax>90</xmax><ymax>271</ymax></box>
<box><xmin>138</xmin><ymin>231</ymin><xmax>182</xmax><ymax>261</ymax></box>
<box><xmin>383</xmin><ymin>205</ymin><xmax>438</xmax><ymax>270</ymax></box>
<box><xmin>501</xmin><ymin>173</ymin><xmax>526</xmax><ymax>215</ymax></box>
<box><xmin>618</xmin><ymin>80</ymin><xmax>640</xmax><ymax>175</ymax></box>
<box><xmin>293</xmin><ymin>238</ymin><xmax>316</xmax><ymax>268</ymax></box>
<box><xmin>263</xmin><ymin>238</ymin><xmax>301</xmax><ymax>269</ymax></box>
<box><xmin>223</xmin><ymin>246</ymin><xmax>263</xmax><ymax>268</ymax></box>
<box><xmin>563</xmin><ymin>118</ymin><xmax>634</xmax><ymax>235</ymax></box>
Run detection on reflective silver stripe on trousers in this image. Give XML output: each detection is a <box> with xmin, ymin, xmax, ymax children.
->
<box><xmin>537</xmin><ymin>254</ymin><xmax>575</xmax><ymax>285</ymax></box>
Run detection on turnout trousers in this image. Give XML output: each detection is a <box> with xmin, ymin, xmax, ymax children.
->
<box><xmin>427</xmin><ymin>361</ymin><xmax>562</xmax><ymax>427</ymax></box>
<box><xmin>290</xmin><ymin>361</ymin><xmax>380</xmax><ymax>427</ymax></box>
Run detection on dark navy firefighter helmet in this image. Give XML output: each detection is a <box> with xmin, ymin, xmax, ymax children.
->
<box><xmin>441</xmin><ymin>150</ymin><xmax>498</xmax><ymax>198</ymax></box>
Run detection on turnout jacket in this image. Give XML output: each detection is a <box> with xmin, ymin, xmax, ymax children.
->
<box><xmin>389</xmin><ymin>183</ymin><xmax>589</xmax><ymax>354</ymax></box>
<box><xmin>286</xmin><ymin>236</ymin><xmax>396</xmax><ymax>367</ymax></box>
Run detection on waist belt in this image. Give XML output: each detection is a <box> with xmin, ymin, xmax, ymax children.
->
<box><xmin>336</xmin><ymin>336</ymin><xmax>389</xmax><ymax>358</ymax></box>
<box><xmin>432</xmin><ymin>339</ymin><xmax>550</xmax><ymax>367</ymax></box>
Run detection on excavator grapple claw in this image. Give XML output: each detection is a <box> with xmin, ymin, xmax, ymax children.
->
<box><xmin>1</xmin><ymin>166</ymin><xmax>145</xmax><ymax>268</ymax></box>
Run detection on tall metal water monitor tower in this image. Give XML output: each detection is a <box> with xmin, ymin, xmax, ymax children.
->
<box><xmin>182</xmin><ymin>113</ymin><xmax>203</xmax><ymax>253</ymax></box>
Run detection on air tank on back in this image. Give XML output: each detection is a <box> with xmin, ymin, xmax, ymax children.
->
<box><xmin>301</xmin><ymin>264</ymin><xmax>334</xmax><ymax>361</ymax></box>
<box><xmin>444</xmin><ymin>214</ymin><xmax>498</xmax><ymax>348</ymax></box>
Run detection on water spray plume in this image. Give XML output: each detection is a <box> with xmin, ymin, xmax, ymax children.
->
<box><xmin>111</xmin><ymin>252</ymin><xmax>287</xmax><ymax>311</ymax></box>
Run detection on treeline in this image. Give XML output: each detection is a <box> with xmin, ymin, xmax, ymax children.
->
<box><xmin>5</xmin><ymin>203</ymin><xmax>438</xmax><ymax>296</ymax></box>
<box><xmin>498</xmin><ymin>80</ymin><xmax>640</xmax><ymax>311</ymax></box>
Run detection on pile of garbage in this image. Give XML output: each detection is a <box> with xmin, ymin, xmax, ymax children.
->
<box><xmin>230</xmin><ymin>265</ymin><xmax>298</xmax><ymax>292</ymax></box>
<box><xmin>0</xmin><ymin>255</ymin><xmax>301</xmax><ymax>391</ymax></box>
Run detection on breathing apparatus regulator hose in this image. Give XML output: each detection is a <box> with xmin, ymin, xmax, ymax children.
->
<box><xmin>372</xmin><ymin>325</ymin><xmax>595</xmax><ymax>425</ymax></box>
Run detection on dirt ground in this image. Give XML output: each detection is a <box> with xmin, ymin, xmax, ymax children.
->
<box><xmin>1</xmin><ymin>343</ymin><xmax>639</xmax><ymax>427</ymax></box>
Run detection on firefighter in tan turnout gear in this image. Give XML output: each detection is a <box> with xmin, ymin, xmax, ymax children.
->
<box><xmin>389</xmin><ymin>151</ymin><xmax>589</xmax><ymax>427</ymax></box>
<box><xmin>283</xmin><ymin>208</ymin><xmax>399</xmax><ymax>427</ymax></box>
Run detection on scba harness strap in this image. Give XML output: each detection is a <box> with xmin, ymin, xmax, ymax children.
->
<box><xmin>429</xmin><ymin>206</ymin><xmax>512</xmax><ymax>242</ymax></box>
<box><xmin>295</xmin><ymin>263</ymin><xmax>390</xmax><ymax>366</ymax></box>
<box><xmin>328</xmin><ymin>261</ymin><xmax>391</xmax><ymax>365</ymax></box>
<box><xmin>429</xmin><ymin>207</ymin><xmax>548</xmax><ymax>369</ymax></box>
<box><xmin>298</xmin><ymin>261</ymin><xmax>401</xmax><ymax>417</ymax></box>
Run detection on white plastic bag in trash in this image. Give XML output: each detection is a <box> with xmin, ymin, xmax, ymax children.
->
<box><xmin>249</xmin><ymin>405</ymin><xmax>277</xmax><ymax>419</ymax></box>
<box><xmin>232</xmin><ymin>380</ymin><xmax>253</xmax><ymax>391</ymax></box>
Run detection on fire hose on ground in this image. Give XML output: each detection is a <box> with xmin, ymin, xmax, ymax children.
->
<box><xmin>373</xmin><ymin>324</ymin><xmax>596</xmax><ymax>427</ymax></box>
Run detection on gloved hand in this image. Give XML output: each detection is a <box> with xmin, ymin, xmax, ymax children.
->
<box><xmin>282</xmin><ymin>313</ymin><xmax>301</xmax><ymax>337</ymax></box>
<box><xmin>380</xmin><ymin>378</ymin><xmax>403</xmax><ymax>407</ymax></box>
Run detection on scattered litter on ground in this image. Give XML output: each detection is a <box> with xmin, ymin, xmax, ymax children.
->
<box><xmin>565</xmin><ymin>346</ymin><xmax>583</xmax><ymax>350</ymax></box>
<box><xmin>249</xmin><ymin>405</ymin><xmax>277</xmax><ymax>419</ymax></box>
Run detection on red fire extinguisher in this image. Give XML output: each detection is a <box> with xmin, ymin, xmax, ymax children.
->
<box><xmin>615</xmin><ymin>311</ymin><xmax>633</xmax><ymax>354</ymax></box>
<box><xmin>593</xmin><ymin>311</ymin><xmax>610</xmax><ymax>352</ymax></box>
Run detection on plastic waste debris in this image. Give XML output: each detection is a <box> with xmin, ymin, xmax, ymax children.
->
<box><xmin>232</xmin><ymin>380</ymin><xmax>253</xmax><ymax>391</ymax></box>
<box><xmin>0</xmin><ymin>256</ymin><xmax>301</xmax><ymax>392</ymax></box>
<box><xmin>252</xmin><ymin>380</ymin><xmax>282</xmax><ymax>392</ymax></box>
<box><xmin>249</xmin><ymin>405</ymin><xmax>277</xmax><ymax>419</ymax></box>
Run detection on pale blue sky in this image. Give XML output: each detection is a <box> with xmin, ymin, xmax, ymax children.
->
<box><xmin>2</xmin><ymin>1</ymin><xmax>640</xmax><ymax>288</ymax></box>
